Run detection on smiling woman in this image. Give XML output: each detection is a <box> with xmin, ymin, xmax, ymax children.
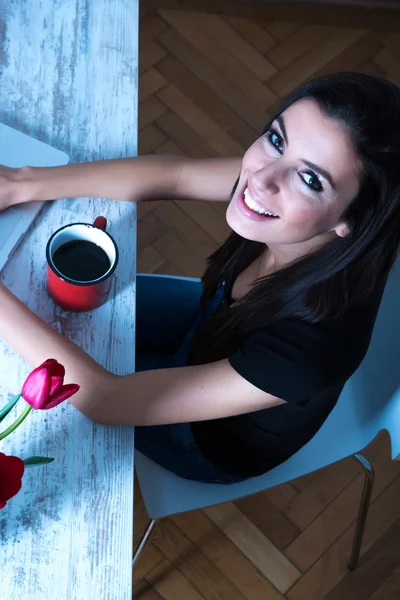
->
<box><xmin>0</xmin><ymin>72</ymin><xmax>399</xmax><ymax>484</ymax></box>
<box><xmin>226</xmin><ymin>97</ymin><xmax>361</xmax><ymax>247</ymax></box>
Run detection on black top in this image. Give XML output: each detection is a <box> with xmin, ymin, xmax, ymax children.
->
<box><xmin>189</xmin><ymin>285</ymin><xmax>383</xmax><ymax>478</ymax></box>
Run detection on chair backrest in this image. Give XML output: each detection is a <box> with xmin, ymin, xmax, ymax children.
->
<box><xmin>350</xmin><ymin>253</ymin><xmax>400</xmax><ymax>458</ymax></box>
<box><xmin>135</xmin><ymin>256</ymin><xmax>400</xmax><ymax>519</ymax></box>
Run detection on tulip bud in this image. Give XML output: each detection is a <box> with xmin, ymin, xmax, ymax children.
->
<box><xmin>22</xmin><ymin>359</ymin><xmax>80</xmax><ymax>410</ymax></box>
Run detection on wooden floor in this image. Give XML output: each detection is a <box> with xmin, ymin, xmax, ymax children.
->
<box><xmin>134</xmin><ymin>5</ymin><xmax>400</xmax><ymax>599</ymax></box>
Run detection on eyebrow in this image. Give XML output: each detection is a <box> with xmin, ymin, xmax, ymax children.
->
<box><xmin>275</xmin><ymin>115</ymin><xmax>337</xmax><ymax>190</ymax></box>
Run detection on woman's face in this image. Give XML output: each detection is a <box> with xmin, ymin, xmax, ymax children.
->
<box><xmin>226</xmin><ymin>98</ymin><xmax>362</xmax><ymax>248</ymax></box>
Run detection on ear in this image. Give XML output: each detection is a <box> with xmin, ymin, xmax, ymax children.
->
<box><xmin>334</xmin><ymin>221</ymin><xmax>351</xmax><ymax>238</ymax></box>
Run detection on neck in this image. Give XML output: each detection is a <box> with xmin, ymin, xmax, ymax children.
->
<box><xmin>260</xmin><ymin>232</ymin><xmax>336</xmax><ymax>277</ymax></box>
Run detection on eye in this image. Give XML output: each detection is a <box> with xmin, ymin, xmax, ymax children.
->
<box><xmin>300</xmin><ymin>171</ymin><xmax>323</xmax><ymax>193</ymax></box>
<box><xmin>267</xmin><ymin>129</ymin><xmax>284</xmax><ymax>154</ymax></box>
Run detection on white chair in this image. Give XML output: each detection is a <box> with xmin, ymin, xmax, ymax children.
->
<box><xmin>133</xmin><ymin>256</ymin><xmax>400</xmax><ymax>572</ymax></box>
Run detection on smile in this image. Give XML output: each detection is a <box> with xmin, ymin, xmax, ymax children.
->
<box><xmin>243</xmin><ymin>188</ymin><xmax>279</xmax><ymax>217</ymax></box>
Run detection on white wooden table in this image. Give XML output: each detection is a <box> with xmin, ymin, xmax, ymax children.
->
<box><xmin>0</xmin><ymin>3</ymin><xmax>138</xmax><ymax>599</ymax></box>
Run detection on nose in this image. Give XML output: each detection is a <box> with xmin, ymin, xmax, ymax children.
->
<box><xmin>252</xmin><ymin>164</ymin><xmax>280</xmax><ymax>195</ymax></box>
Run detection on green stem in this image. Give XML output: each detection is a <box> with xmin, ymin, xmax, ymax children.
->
<box><xmin>0</xmin><ymin>404</ymin><xmax>33</xmax><ymax>441</ymax></box>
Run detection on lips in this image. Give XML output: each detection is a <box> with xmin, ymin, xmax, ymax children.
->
<box><xmin>236</xmin><ymin>185</ymin><xmax>280</xmax><ymax>223</ymax></box>
<box><xmin>243</xmin><ymin>187</ymin><xmax>279</xmax><ymax>217</ymax></box>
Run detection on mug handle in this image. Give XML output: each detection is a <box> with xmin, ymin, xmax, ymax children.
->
<box><xmin>93</xmin><ymin>216</ymin><xmax>107</xmax><ymax>231</ymax></box>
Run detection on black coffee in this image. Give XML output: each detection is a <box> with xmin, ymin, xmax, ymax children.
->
<box><xmin>52</xmin><ymin>240</ymin><xmax>111</xmax><ymax>282</ymax></box>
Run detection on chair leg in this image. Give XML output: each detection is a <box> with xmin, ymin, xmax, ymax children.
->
<box><xmin>132</xmin><ymin>519</ymin><xmax>159</xmax><ymax>569</ymax></box>
<box><xmin>348</xmin><ymin>453</ymin><xmax>375</xmax><ymax>571</ymax></box>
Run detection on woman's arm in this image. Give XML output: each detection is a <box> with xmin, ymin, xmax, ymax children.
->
<box><xmin>0</xmin><ymin>283</ymin><xmax>284</xmax><ymax>425</ymax></box>
<box><xmin>1</xmin><ymin>155</ymin><xmax>241</xmax><ymax>210</ymax></box>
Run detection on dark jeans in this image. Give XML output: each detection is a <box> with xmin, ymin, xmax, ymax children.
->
<box><xmin>134</xmin><ymin>274</ymin><xmax>243</xmax><ymax>484</ymax></box>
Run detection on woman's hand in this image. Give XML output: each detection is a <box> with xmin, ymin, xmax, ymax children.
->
<box><xmin>0</xmin><ymin>165</ymin><xmax>32</xmax><ymax>211</ymax></box>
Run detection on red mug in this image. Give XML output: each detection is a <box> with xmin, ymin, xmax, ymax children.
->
<box><xmin>46</xmin><ymin>216</ymin><xmax>119</xmax><ymax>312</ymax></box>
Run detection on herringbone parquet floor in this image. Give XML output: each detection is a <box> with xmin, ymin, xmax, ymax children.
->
<box><xmin>134</xmin><ymin>6</ymin><xmax>400</xmax><ymax>599</ymax></box>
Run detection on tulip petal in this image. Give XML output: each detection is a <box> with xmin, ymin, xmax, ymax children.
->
<box><xmin>44</xmin><ymin>384</ymin><xmax>80</xmax><ymax>410</ymax></box>
<box><xmin>0</xmin><ymin>454</ymin><xmax>25</xmax><ymax>509</ymax></box>
<box><xmin>0</xmin><ymin>453</ymin><xmax>25</xmax><ymax>479</ymax></box>
<box><xmin>21</xmin><ymin>368</ymin><xmax>51</xmax><ymax>409</ymax></box>
<box><xmin>0</xmin><ymin>474</ymin><xmax>22</xmax><ymax>505</ymax></box>
<box><xmin>41</xmin><ymin>359</ymin><xmax>65</xmax><ymax>379</ymax></box>
<box><xmin>50</xmin><ymin>376</ymin><xmax>63</xmax><ymax>396</ymax></box>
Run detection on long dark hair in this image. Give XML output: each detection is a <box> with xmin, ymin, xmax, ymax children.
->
<box><xmin>200</xmin><ymin>72</ymin><xmax>400</xmax><ymax>350</ymax></box>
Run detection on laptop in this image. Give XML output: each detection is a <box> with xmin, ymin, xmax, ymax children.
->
<box><xmin>0</xmin><ymin>122</ymin><xmax>70</xmax><ymax>271</ymax></box>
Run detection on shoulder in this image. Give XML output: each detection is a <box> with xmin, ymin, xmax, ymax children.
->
<box><xmin>229</xmin><ymin>318</ymin><xmax>346</xmax><ymax>403</ymax></box>
<box><xmin>229</xmin><ymin>290</ymin><xmax>382</xmax><ymax>403</ymax></box>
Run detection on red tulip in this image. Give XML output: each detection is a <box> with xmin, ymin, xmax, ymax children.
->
<box><xmin>21</xmin><ymin>359</ymin><xmax>80</xmax><ymax>410</ymax></box>
<box><xmin>0</xmin><ymin>453</ymin><xmax>25</xmax><ymax>509</ymax></box>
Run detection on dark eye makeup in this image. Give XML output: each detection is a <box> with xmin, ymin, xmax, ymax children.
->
<box><xmin>268</xmin><ymin>130</ymin><xmax>284</xmax><ymax>153</ymax></box>
<box><xmin>266</xmin><ymin>128</ymin><xmax>324</xmax><ymax>193</ymax></box>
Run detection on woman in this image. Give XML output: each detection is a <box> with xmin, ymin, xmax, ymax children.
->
<box><xmin>0</xmin><ymin>72</ymin><xmax>399</xmax><ymax>483</ymax></box>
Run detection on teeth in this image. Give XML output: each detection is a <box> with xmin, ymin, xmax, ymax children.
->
<box><xmin>243</xmin><ymin>188</ymin><xmax>278</xmax><ymax>217</ymax></box>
